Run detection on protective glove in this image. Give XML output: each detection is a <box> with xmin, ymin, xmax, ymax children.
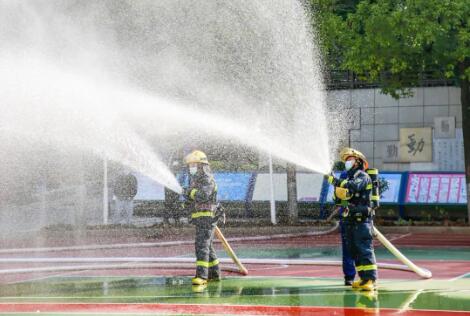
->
<box><xmin>182</xmin><ymin>187</ymin><xmax>192</xmax><ymax>200</ymax></box>
<box><xmin>324</xmin><ymin>174</ymin><xmax>340</xmax><ymax>186</ymax></box>
<box><xmin>185</xmin><ymin>188</ymin><xmax>199</xmax><ymax>200</ymax></box>
<box><xmin>216</xmin><ymin>204</ymin><xmax>226</xmax><ymax>226</ymax></box>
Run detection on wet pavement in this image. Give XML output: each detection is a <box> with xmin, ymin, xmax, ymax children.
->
<box><xmin>0</xmin><ymin>275</ymin><xmax>470</xmax><ymax>314</ymax></box>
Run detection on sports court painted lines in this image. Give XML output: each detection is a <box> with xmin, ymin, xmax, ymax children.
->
<box><xmin>388</xmin><ymin>233</ymin><xmax>412</xmax><ymax>242</ymax></box>
<box><xmin>450</xmin><ymin>272</ymin><xmax>470</xmax><ymax>282</ymax></box>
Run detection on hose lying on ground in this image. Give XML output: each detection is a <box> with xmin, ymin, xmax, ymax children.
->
<box><xmin>373</xmin><ymin>227</ymin><xmax>432</xmax><ymax>279</ymax></box>
<box><xmin>0</xmin><ymin>256</ymin><xmax>428</xmax><ymax>276</ymax></box>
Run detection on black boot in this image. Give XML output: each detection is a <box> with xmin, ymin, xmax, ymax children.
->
<box><xmin>208</xmin><ymin>271</ymin><xmax>221</xmax><ymax>281</ymax></box>
<box><xmin>344</xmin><ymin>277</ymin><xmax>355</xmax><ymax>286</ymax></box>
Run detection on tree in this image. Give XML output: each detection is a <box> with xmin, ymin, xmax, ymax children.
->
<box><xmin>286</xmin><ymin>163</ymin><xmax>298</xmax><ymax>224</ymax></box>
<box><xmin>311</xmin><ymin>0</ymin><xmax>470</xmax><ymax>221</ymax></box>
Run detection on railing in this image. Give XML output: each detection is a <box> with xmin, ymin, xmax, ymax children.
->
<box><xmin>325</xmin><ymin>70</ymin><xmax>457</xmax><ymax>90</ymax></box>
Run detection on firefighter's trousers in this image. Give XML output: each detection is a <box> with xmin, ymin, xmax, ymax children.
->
<box><xmin>344</xmin><ymin>219</ymin><xmax>377</xmax><ymax>281</ymax></box>
<box><xmin>194</xmin><ymin>220</ymin><xmax>220</xmax><ymax>279</ymax></box>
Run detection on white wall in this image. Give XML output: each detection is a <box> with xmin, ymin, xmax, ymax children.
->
<box><xmin>252</xmin><ymin>173</ymin><xmax>324</xmax><ymax>201</ymax></box>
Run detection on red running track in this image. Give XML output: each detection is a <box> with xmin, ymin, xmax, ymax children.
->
<box><xmin>0</xmin><ymin>303</ymin><xmax>469</xmax><ymax>316</ymax></box>
<box><xmin>0</xmin><ymin>231</ymin><xmax>469</xmax><ymax>283</ymax></box>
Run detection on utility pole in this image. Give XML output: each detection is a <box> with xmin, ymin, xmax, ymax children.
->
<box><xmin>268</xmin><ymin>153</ymin><xmax>276</xmax><ymax>225</ymax></box>
<box><xmin>103</xmin><ymin>157</ymin><xmax>109</xmax><ymax>225</ymax></box>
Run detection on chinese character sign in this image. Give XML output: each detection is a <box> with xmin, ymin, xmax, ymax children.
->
<box><xmin>433</xmin><ymin>128</ymin><xmax>465</xmax><ymax>171</ymax></box>
<box><xmin>383</xmin><ymin>141</ymin><xmax>400</xmax><ymax>162</ymax></box>
<box><xmin>406</xmin><ymin>173</ymin><xmax>467</xmax><ymax>204</ymax></box>
<box><xmin>399</xmin><ymin>128</ymin><xmax>432</xmax><ymax>162</ymax></box>
<box><xmin>434</xmin><ymin>117</ymin><xmax>455</xmax><ymax>138</ymax></box>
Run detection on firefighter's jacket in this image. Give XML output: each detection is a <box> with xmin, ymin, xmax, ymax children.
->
<box><xmin>186</xmin><ymin>171</ymin><xmax>218</xmax><ymax>221</ymax></box>
<box><xmin>342</xmin><ymin>169</ymin><xmax>373</xmax><ymax>219</ymax></box>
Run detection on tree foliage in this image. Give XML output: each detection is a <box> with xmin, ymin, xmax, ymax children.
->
<box><xmin>310</xmin><ymin>0</ymin><xmax>470</xmax><ymax>97</ymax></box>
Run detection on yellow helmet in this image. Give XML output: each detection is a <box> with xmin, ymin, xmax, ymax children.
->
<box><xmin>184</xmin><ymin>150</ymin><xmax>209</xmax><ymax>165</ymax></box>
<box><xmin>339</xmin><ymin>147</ymin><xmax>369</xmax><ymax>170</ymax></box>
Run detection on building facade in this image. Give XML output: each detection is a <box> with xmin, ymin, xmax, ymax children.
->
<box><xmin>327</xmin><ymin>86</ymin><xmax>464</xmax><ymax>172</ymax></box>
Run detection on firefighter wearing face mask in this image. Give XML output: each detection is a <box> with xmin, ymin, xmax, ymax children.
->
<box><xmin>183</xmin><ymin>150</ymin><xmax>220</xmax><ymax>286</ymax></box>
<box><xmin>325</xmin><ymin>148</ymin><xmax>377</xmax><ymax>291</ymax></box>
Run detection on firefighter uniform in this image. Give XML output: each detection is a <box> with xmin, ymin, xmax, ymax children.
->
<box><xmin>184</xmin><ymin>150</ymin><xmax>221</xmax><ymax>286</ymax></box>
<box><xmin>342</xmin><ymin>169</ymin><xmax>377</xmax><ymax>283</ymax></box>
<box><xmin>326</xmin><ymin>148</ymin><xmax>377</xmax><ymax>291</ymax></box>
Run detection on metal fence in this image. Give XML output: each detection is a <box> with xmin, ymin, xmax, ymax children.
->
<box><xmin>325</xmin><ymin>70</ymin><xmax>457</xmax><ymax>90</ymax></box>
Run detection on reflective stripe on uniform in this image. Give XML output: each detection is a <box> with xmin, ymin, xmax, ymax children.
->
<box><xmin>190</xmin><ymin>189</ymin><xmax>198</xmax><ymax>200</ymax></box>
<box><xmin>356</xmin><ymin>264</ymin><xmax>377</xmax><ymax>271</ymax></box>
<box><xmin>191</xmin><ymin>211</ymin><xmax>214</xmax><ymax>219</ymax></box>
<box><xmin>371</xmin><ymin>195</ymin><xmax>380</xmax><ymax>201</ymax></box>
<box><xmin>196</xmin><ymin>260</ymin><xmax>209</xmax><ymax>268</ymax></box>
<box><xmin>327</xmin><ymin>176</ymin><xmax>334</xmax><ymax>184</ymax></box>
<box><xmin>196</xmin><ymin>259</ymin><xmax>219</xmax><ymax>268</ymax></box>
<box><xmin>366</xmin><ymin>169</ymin><xmax>378</xmax><ymax>175</ymax></box>
<box><xmin>366</xmin><ymin>184</ymin><xmax>373</xmax><ymax>190</ymax></box>
<box><xmin>340</xmin><ymin>180</ymin><xmax>348</xmax><ymax>187</ymax></box>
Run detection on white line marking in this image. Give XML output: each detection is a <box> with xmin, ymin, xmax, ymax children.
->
<box><xmin>449</xmin><ymin>272</ymin><xmax>470</xmax><ymax>282</ymax></box>
<box><xmin>389</xmin><ymin>233</ymin><xmax>412</xmax><ymax>242</ymax></box>
<box><xmin>0</xmin><ymin>223</ymin><xmax>339</xmax><ymax>255</ymax></box>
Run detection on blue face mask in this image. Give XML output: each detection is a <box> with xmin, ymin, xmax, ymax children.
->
<box><xmin>345</xmin><ymin>159</ymin><xmax>355</xmax><ymax>171</ymax></box>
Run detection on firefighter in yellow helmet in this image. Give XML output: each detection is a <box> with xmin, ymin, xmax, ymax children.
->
<box><xmin>183</xmin><ymin>150</ymin><xmax>220</xmax><ymax>287</ymax></box>
<box><xmin>325</xmin><ymin>147</ymin><xmax>377</xmax><ymax>291</ymax></box>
